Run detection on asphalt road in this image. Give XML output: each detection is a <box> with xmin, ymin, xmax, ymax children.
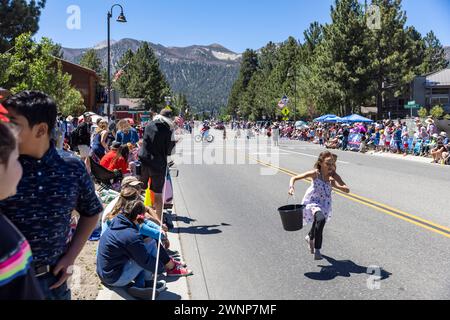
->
<box><xmin>171</xmin><ymin>129</ymin><xmax>450</xmax><ymax>300</ymax></box>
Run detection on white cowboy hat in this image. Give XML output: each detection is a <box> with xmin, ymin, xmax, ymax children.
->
<box><xmin>440</xmin><ymin>132</ymin><xmax>447</xmax><ymax>137</ymax></box>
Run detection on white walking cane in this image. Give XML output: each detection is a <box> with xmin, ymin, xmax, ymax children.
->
<box><xmin>151</xmin><ymin>164</ymin><xmax>170</xmax><ymax>301</ymax></box>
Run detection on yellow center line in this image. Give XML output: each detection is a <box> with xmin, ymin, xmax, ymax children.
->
<box><xmin>252</xmin><ymin>157</ymin><xmax>450</xmax><ymax>239</ymax></box>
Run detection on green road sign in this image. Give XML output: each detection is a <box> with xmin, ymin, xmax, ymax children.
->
<box><xmin>407</xmin><ymin>101</ymin><xmax>416</xmax><ymax>106</ymax></box>
<box><xmin>404</xmin><ymin>104</ymin><xmax>420</xmax><ymax>109</ymax></box>
<box><xmin>281</xmin><ymin>107</ymin><xmax>290</xmax><ymax>116</ymax></box>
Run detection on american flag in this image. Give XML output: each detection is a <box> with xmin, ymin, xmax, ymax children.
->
<box><xmin>113</xmin><ymin>61</ymin><xmax>130</xmax><ymax>82</ymax></box>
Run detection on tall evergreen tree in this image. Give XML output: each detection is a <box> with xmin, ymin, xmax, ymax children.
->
<box><xmin>114</xmin><ymin>49</ymin><xmax>134</xmax><ymax>96</ymax></box>
<box><xmin>315</xmin><ymin>0</ymin><xmax>371</xmax><ymax>115</ymax></box>
<box><xmin>127</xmin><ymin>42</ymin><xmax>171</xmax><ymax>109</ymax></box>
<box><xmin>368</xmin><ymin>0</ymin><xmax>413</xmax><ymax>118</ymax></box>
<box><xmin>421</xmin><ymin>31</ymin><xmax>449</xmax><ymax>74</ymax></box>
<box><xmin>79</xmin><ymin>49</ymin><xmax>103</xmax><ymax>75</ymax></box>
<box><xmin>226</xmin><ymin>49</ymin><xmax>258</xmax><ymax>117</ymax></box>
<box><xmin>303</xmin><ymin>22</ymin><xmax>324</xmax><ymax>58</ymax></box>
<box><xmin>0</xmin><ymin>0</ymin><xmax>46</xmax><ymax>52</ymax></box>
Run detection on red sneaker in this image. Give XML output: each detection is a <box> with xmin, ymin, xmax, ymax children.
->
<box><xmin>166</xmin><ymin>265</ymin><xmax>193</xmax><ymax>277</ymax></box>
<box><xmin>171</xmin><ymin>257</ymin><xmax>187</xmax><ymax>268</ymax></box>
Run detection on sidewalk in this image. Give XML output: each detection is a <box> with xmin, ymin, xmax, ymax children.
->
<box><xmin>96</xmin><ymin>208</ymin><xmax>191</xmax><ymax>301</ymax></box>
<box><xmin>366</xmin><ymin>150</ymin><xmax>441</xmax><ymax>165</ymax></box>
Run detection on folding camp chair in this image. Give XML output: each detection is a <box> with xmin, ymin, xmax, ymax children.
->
<box><xmin>89</xmin><ymin>157</ymin><xmax>122</xmax><ymax>191</ymax></box>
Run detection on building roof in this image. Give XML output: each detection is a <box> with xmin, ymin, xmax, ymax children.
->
<box><xmin>55</xmin><ymin>57</ymin><xmax>100</xmax><ymax>79</ymax></box>
<box><xmin>118</xmin><ymin>98</ymin><xmax>144</xmax><ymax>110</ymax></box>
<box><xmin>425</xmin><ymin>69</ymin><xmax>450</xmax><ymax>86</ymax></box>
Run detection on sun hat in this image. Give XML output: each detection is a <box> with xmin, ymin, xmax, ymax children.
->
<box><xmin>440</xmin><ymin>132</ymin><xmax>447</xmax><ymax>137</ymax></box>
<box><xmin>121</xmin><ymin>176</ymin><xmax>144</xmax><ymax>188</ymax></box>
<box><xmin>432</xmin><ymin>133</ymin><xmax>439</xmax><ymax>138</ymax></box>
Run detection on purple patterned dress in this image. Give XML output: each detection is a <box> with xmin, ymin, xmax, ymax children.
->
<box><xmin>302</xmin><ymin>177</ymin><xmax>333</xmax><ymax>225</ymax></box>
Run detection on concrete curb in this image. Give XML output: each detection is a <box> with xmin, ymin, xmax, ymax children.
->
<box><xmin>365</xmin><ymin>151</ymin><xmax>444</xmax><ymax>165</ymax></box>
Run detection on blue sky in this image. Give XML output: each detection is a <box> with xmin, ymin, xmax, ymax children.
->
<box><xmin>35</xmin><ymin>0</ymin><xmax>450</xmax><ymax>53</ymax></box>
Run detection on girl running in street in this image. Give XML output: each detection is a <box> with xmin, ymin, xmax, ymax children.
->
<box><xmin>288</xmin><ymin>151</ymin><xmax>350</xmax><ymax>260</ymax></box>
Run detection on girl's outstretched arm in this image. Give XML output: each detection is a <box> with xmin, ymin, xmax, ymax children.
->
<box><xmin>289</xmin><ymin>170</ymin><xmax>318</xmax><ymax>195</ymax></box>
<box><xmin>330</xmin><ymin>172</ymin><xmax>350</xmax><ymax>194</ymax></box>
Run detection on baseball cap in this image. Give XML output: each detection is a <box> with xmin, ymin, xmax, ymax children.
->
<box><xmin>121</xmin><ymin>176</ymin><xmax>144</xmax><ymax>188</ymax></box>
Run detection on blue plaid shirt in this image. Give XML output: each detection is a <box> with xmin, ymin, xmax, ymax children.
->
<box><xmin>0</xmin><ymin>145</ymin><xmax>103</xmax><ymax>267</ymax></box>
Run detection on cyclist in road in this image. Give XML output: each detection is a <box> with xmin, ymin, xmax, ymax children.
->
<box><xmin>201</xmin><ymin>122</ymin><xmax>211</xmax><ymax>140</ymax></box>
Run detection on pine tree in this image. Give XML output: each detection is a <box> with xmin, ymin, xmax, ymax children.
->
<box><xmin>123</xmin><ymin>42</ymin><xmax>171</xmax><ymax>109</ymax></box>
<box><xmin>114</xmin><ymin>49</ymin><xmax>134</xmax><ymax>96</ymax></box>
<box><xmin>368</xmin><ymin>0</ymin><xmax>414</xmax><ymax>119</ymax></box>
<box><xmin>79</xmin><ymin>49</ymin><xmax>103</xmax><ymax>75</ymax></box>
<box><xmin>0</xmin><ymin>0</ymin><xmax>47</xmax><ymax>52</ymax></box>
<box><xmin>314</xmin><ymin>0</ymin><xmax>371</xmax><ymax>115</ymax></box>
<box><xmin>303</xmin><ymin>22</ymin><xmax>324</xmax><ymax>58</ymax></box>
<box><xmin>421</xmin><ymin>31</ymin><xmax>449</xmax><ymax>74</ymax></box>
<box><xmin>226</xmin><ymin>49</ymin><xmax>258</xmax><ymax>117</ymax></box>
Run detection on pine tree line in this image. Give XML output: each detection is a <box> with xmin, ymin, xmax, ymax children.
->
<box><xmin>227</xmin><ymin>0</ymin><xmax>449</xmax><ymax>121</ymax></box>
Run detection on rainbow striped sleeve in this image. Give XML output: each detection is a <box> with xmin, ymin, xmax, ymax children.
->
<box><xmin>0</xmin><ymin>241</ymin><xmax>33</xmax><ymax>286</ymax></box>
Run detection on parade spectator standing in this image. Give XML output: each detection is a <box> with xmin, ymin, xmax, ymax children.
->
<box><xmin>91</xmin><ymin>120</ymin><xmax>109</xmax><ymax>161</ymax></box>
<box><xmin>0</xmin><ymin>91</ymin><xmax>104</xmax><ymax>300</ymax></box>
<box><xmin>73</xmin><ymin>113</ymin><xmax>93</xmax><ymax>172</ymax></box>
<box><xmin>139</xmin><ymin>109</ymin><xmax>176</xmax><ymax>221</ymax></box>
<box><xmin>116</xmin><ymin>119</ymin><xmax>139</xmax><ymax>146</ymax></box>
<box><xmin>272</xmin><ymin>124</ymin><xmax>280</xmax><ymax>146</ymax></box>
<box><xmin>426</xmin><ymin>117</ymin><xmax>438</xmax><ymax>136</ymax></box>
<box><xmin>342</xmin><ymin>125</ymin><xmax>350</xmax><ymax>150</ymax></box>
<box><xmin>394</xmin><ymin>125</ymin><xmax>402</xmax><ymax>154</ymax></box>
<box><xmin>0</xmin><ymin>108</ymin><xmax>44</xmax><ymax>300</ymax></box>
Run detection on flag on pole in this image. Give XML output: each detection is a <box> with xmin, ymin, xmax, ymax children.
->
<box><xmin>144</xmin><ymin>178</ymin><xmax>155</xmax><ymax>207</ymax></box>
<box><xmin>113</xmin><ymin>61</ymin><xmax>130</xmax><ymax>82</ymax></box>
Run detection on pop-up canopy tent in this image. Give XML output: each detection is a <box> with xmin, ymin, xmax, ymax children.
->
<box><xmin>295</xmin><ymin>121</ymin><xmax>308</xmax><ymax>128</ymax></box>
<box><xmin>323</xmin><ymin>115</ymin><xmax>344</xmax><ymax>123</ymax></box>
<box><xmin>314</xmin><ymin>114</ymin><xmax>337</xmax><ymax>122</ymax></box>
<box><xmin>341</xmin><ymin>114</ymin><xmax>374</xmax><ymax>123</ymax></box>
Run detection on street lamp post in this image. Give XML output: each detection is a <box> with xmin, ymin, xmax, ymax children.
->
<box><xmin>288</xmin><ymin>69</ymin><xmax>297</xmax><ymax>122</ymax></box>
<box><xmin>107</xmin><ymin>4</ymin><xmax>127</xmax><ymax>121</ymax></box>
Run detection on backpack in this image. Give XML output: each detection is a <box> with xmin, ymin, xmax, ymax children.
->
<box><xmin>70</xmin><ymin>126</ymin><xmax>80</xmax><ymax>147</ymax></box>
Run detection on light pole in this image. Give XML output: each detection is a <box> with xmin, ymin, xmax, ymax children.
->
<box><xmin>287</xmin><ymin>68</ymin><xmax>297</xmax><ymax>122</ymax></box>
<box><xmin>107</xmin><ymin>4</ymin><xmax>127</xmax><ymax>121</ymax></box>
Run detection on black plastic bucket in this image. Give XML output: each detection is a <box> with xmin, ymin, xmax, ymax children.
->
<box><xmin>278</xmin><ymin>204</ymin><xmax>304</xmax><ymax>232</ymax></box>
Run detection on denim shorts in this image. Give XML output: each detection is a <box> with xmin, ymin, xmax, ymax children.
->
<box><xmin>37</xmin><ymin>273</ymin><xmax>71</xmax><ymax>300</ymax></box>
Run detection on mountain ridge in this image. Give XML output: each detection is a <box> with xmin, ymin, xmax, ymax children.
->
<box><xmin>62</xmin><ymin>39</ymin><xmax>241</xmax><ymax>111</ymax></box>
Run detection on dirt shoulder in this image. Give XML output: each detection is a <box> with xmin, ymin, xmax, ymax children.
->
<box><xmin>70</xmin><ymin>241</ymin><xmax>102</xmax><ymax>300</ymax></box>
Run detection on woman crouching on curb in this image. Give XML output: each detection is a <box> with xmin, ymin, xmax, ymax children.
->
<box><xmin>288</xmin><ymin>151</ymin><xmax>350</xmax><ymax>260</ymax></box>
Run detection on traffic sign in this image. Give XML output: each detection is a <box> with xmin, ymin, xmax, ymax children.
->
<box><xmin>278</xmin><ymin>95</ymin><xmax>289</xmax><ymax>109</ymax></box>
<box><xmin>404</xmin><ymin>104</ymin><xmax>420</xmax><ymax>109</ymax></box>
<box><xmin>407</xmin><ymin>101</ymin><xmax>416</xmax><ymax>106</ymax></box>
<box><xmin>281</xmin><ymin>107</ymin><xmax>290</xmax><ymax>116</ymax></box>
<box><xmin>282</xmin><ymin>117</ymin><xmax>289</xmax><ymax>121</ymax></box>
